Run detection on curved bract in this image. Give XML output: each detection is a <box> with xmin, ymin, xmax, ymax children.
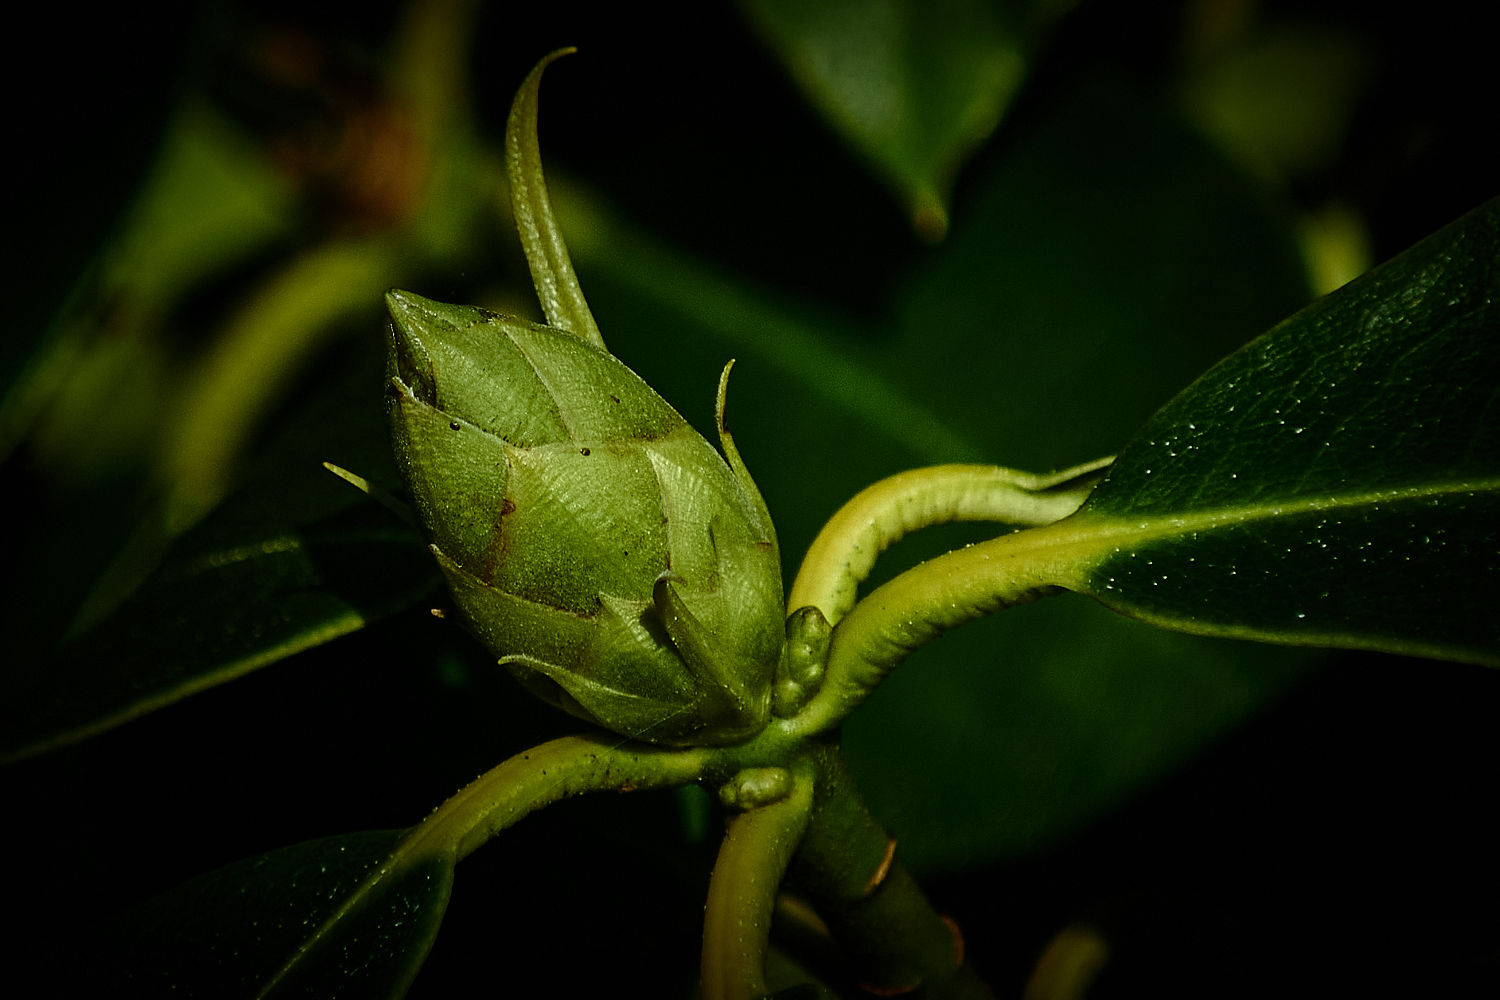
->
<box><xmin>381</xmin><ymin>47</ymin><xmax>788</xmax><ymax>748</ymax></box>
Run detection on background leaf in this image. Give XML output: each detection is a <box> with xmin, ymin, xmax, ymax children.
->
<box><xmin>109</xmin><ymin>829</ymin><xmax>451</xmax><ymax>998</ymax></box>
<box><xmin>0</xmin><ymin>362</ymin><xmax>440</xmax><ymax>762</ymax></box>
<box><xmin>739</xmin><ymin>0</ymin><xmax>1072</xmax><ymax>239</ymax></box>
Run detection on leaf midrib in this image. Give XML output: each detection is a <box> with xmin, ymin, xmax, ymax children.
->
<box><xmin>1073</xmin><ymin>477</ymin><xmax>1499</xmax><ymax>552</ymax></box>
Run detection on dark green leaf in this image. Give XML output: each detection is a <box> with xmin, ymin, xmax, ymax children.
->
<box><xmin>0</xmin><ymin>502</ymin><xmax>438</xmax><ymax>763</ymax></box>
<box><xmin>740</xmin><ymin>0</ymin><xmax>1070</xmax><ymax>239</ymax></box>
<box><xmin>0</xmin><ymin>361</ymin><xmax>441</xmax><ymax>762</ymax></box>
<box><xmin>100</xmin><ymin>734</ymin><xmax>713</xmax><ymax>995</ymax></box>
<box><xmin>111</xmin><ymin>829</ymin><xmax>452</xmax><ymax>999</ymax></box>
<box><xmin>1062</xmin><ymin>197</ymin><xmax>1500</xmax><ymax>665</ymax></box>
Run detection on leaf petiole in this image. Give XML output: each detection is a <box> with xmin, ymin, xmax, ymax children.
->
<box><xmin>256</xmin><ymin>734</ymin><xmax>713</xmax><ymax>995</ymax></box>
<box><xmin>701</xmin><ymin>759</ymin><xmax>816</xmax><ymax>1000</ymax></box>
<box><xmin>789</xmin><ymin>458</ymin><xmax>1110</xmax><ymax>626</ymax></box>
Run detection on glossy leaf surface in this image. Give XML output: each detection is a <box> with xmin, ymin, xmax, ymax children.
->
<box><xmin>113</xmin><ymin>830</ymin><xmax>451</xmax><ymax>999</ymax></box>
<box><xmin>0</xmin><ymin>507</ymin><xmax>436</xmax><ymax>763</ymax></box>
<box><xmin>100</xmin><ymin>733</ymin><xmax>712</xmax><ymax>996</ymax></box>
<box><xmin>1061</xmin><ymin>197</ymin><xmax>1499</xmax><ymax>664</ymax></box>
<box><xmin>0</xmin><ymin>367</ymin><xmax>440</xmax><ymax>762</ymax></box>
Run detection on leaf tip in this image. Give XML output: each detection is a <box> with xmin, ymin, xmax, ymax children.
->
<box><xmin>911</xmin><ymin>190</ymin><xmax>950</xmax><ymax>243</ymax></box>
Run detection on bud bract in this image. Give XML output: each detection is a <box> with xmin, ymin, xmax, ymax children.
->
<box><xmin>386</xmin><ymin>290</ymin><xmax>783</xmax><ymax>745</ymax></box>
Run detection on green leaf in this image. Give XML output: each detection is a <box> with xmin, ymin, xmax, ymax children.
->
<box><xmin>1060</xmin><ymin>197</ymin><xmax>1500</xmax><ymax>665</ymax></box>
<box><xmin>111</xmin><ymin>829</ymin><xmax>452</xmax><ymax>998</ymax></box>
<box><xmin>1178</xmin><ymin>21</ymin><xmax>1374</xmax><ymax>184</ymax></box>
<box><xmin>0</xmin><ymin>502</ymin><xmax>438</xmax><ymax>763</ymax></box>
<box><xmin>841</xmin><ymin>196</ymin><xmax>1498</xmax><ymax>866</ymax></box>
<box><xmin>1</xmin><ymin>99</ymin><xmax>295</xmax><ymax>475</ymax></box>
<box><xmin>739</xmin><ymin>0</ymin><xmax>1071</xmax><ymax>239</ymax></box>
<box><xmin>0</xmin><ymin>363</ymin><xmax>441</xmax><ymax>763</ymax></box>
<box><xmin>102</xmin><ymin>734</ymin><xmax>711</xmax><ymax>996</ymax></box>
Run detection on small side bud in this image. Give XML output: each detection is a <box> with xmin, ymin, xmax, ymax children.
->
<box><xmin>718</xmin><ymin>766</ymin><xmax>794</xmax><ymax>811</ymax></box>
<box><xmin>772</xmin><ymin>606</ymin><xmax>832</xmax><ymax>719</ymax></box>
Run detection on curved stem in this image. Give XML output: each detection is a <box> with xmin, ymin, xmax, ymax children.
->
<box><xmin>701</xmin><ymin>760</ymin><xmax>816</xmax><ymax>1000</ymax></box>
<box><xmin>788</xmin><ymin>459</ymin><xmax>1110</xmax><ymax>625</ymax></box>
<box><xmin>789</xmin><ymin>513</ymin><xmax>1102</xmax><ymax>738</ymax></box>
<box><xmin>407</xmin><ymin>733</ymin><xmax>712</xmax><ymax>861</ymax></box>
<box><xmin>256</xmin><ymin>734</ymin><xmax>709</xmax><ymax>996</ymax></box>
<box><xmin>506</xmin><ymin>48</ymin><xmax>606</xmax><ymax>350</ymax></box>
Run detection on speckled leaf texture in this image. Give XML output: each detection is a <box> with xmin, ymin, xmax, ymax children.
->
<box><xmin>111</xmin><ymin>830</ymin><xmax>452</xmax><ymax>999</ymax></box>
<box><xmin>1060</xmin><ymin>197</ymin><xmax>1499</xmax><ymax>665</ymax></box>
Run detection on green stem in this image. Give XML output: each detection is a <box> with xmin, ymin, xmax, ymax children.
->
<box><xmin>701</xmin><ymin>760</ymin><xmax>816</xmax><ymax>1000</ymax></box>
<box><xmin>410</xmin><ymin>733</ymin><xmax>712</xmax><ymax>860</ymax></box>
<box><xmin>788</xmin><ymin>460</ymin><xmax>1109</xmax><ymax>625</ymax></box>
<box><xmin>256</xmin><ymin>734</ymin><xmax>709</xmax><ymax>996</ymax></box>
<box><xmin>790</xmin><ymin>745</ymin><xmax>992</xmax><ymax>998</ymax></box>
<box><xmin>789</xmin><ymin>514</ymin><xmax>1099</xmax><ymax>737</ymax></box>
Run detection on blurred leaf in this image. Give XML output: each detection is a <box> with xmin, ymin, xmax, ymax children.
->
<box><xmin>740</xmin><ymin>0</ymin><xmax>1072</xmax><ymax>239</ymax></box>
<box><xmin>1298</xmin><ymin>201</ymin><xmax>1373</xmax><ymax>296</ymax></box>
<box><xmin>562</xmin><ymin>185</ymin><xmax>981</xmax><ymax>464</ymax></box>
<box><xmin>879</xmin><ymin>78</ymin><xmax>1312</xmax><ymax>473</ymax></box>
<box><xmin>1061</xmin><ymin>197</ymin><xmax>1500</xmax><ymax>664</ymax></box>
<box><xmin>100</xmin><ymin>99</ymin><xmax>298</xmax><ymax>315</ymax></box>
<box><xmin>113</xmin><ymin>829</ymin><xmax>451</xmax><ymax>999</ymax></box>
<box><xmin>157</xmin><ymin>239</ymin><xmax>403</xmax><ymax>532</ymax></box>
<box><xmin>844</xmin><ymin>592</ymin><xmax>1315</xmax><ymax>870</ymax></box>
<box><xmin>0</xmin><ymin>505</ymin><xmax>436</xmax><ymax>764</ymax></box>
<box><xmin>18</xmin><ymin>333</ymin><xmax>170</xmax><ymax>485</ymax></box>
<box><xmin>0</xmin><ymin>364</ymin><xmax>440</xmax><ymax>763</ymax></box>
<box><xmin>0</xmin><ymin>99</ymin><xmax>295</xmax><ymax>472</ymax></box>
<box><xmin>1178</xmin><ymin>18</ymin><xmax>1374</xmax><ymax>183</ymax></box>
<box><xmin>103</xmin><ymin>732</ymin><xmax>714</xmax><ymax>996</ymax></box>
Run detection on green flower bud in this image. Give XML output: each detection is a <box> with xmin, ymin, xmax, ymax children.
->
<box><xmin>386</xmin><ymin>290</ymin><xmax>783</xmax><ymax>746</ymax></box>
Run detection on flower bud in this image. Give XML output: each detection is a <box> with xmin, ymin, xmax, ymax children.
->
<box><xmin>386</xmin><ymin>290</ymin><xmax>783</xmax><ymax>745</ymax></box>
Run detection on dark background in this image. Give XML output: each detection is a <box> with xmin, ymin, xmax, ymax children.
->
<box><xmin>4</xmin><ymin>1</ymin><xmax>1495</xmax><ymax>996</ymax></box>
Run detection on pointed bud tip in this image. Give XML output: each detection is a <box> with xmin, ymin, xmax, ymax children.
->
<box><xmin>383</xmin><ymin>287</ymin><xmax>418</xmax><ymax>313</ymax></box>
<box><xmin>385</xmin><ymin>288</ymin><xmax>449</xmax><ymax>339</ymax></box>
<box><xmin>385</xmin><ymin>289</ymin><xmax>435</xmax><ymax>400</ymax></box>
<box><xmin>384</xmin><ymin>290</ymin><xmax>500</xmax><ymax>401</ymax></box>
